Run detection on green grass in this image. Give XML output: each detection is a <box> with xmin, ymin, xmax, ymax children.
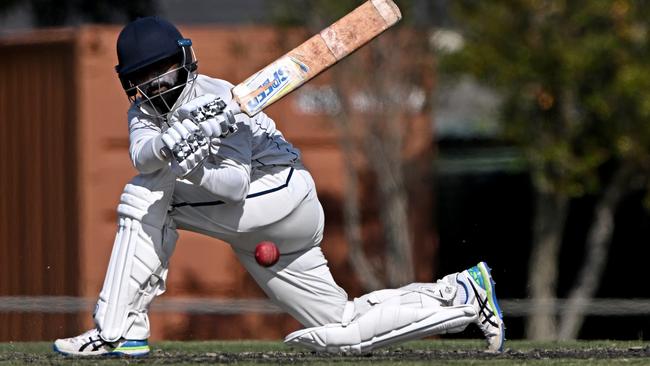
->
<box><xmin>0</xmin><ymin>340</ymin><xmax>649</xmax><ymax>365</ymax></box>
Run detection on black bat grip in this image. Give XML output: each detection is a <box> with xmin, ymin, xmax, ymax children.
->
<box><xmin>160</xmin><ymin>146</ymin><xmax>172</xmax><ymax>160</ymax></box>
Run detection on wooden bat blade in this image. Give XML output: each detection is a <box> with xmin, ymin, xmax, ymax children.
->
<box><xmin>231</xmin><ymin>0</ymin><xmax>402</xmax><ymax>116</ymax></box>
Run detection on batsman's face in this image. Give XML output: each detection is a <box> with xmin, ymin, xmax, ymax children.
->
<box><xmin>126</xmin><ymin>56</ymin><xmax>190</xmax><ymax>115</ymax></box>
<box><xmin>130</xmin><ymin>59</ymin><xmax>182</xmax><ymax>97</ymax></box>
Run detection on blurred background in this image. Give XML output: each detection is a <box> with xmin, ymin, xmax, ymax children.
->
<box><xmin>1</xmin><ymin>0</ymin><xmax>649</xmax><ymax>343</ymax></box>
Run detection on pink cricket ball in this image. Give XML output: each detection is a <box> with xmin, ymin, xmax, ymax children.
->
<box><xmin>254</xmin><ymin>241</ymin><xmax>280</xmax><ymax>267</ymax></box>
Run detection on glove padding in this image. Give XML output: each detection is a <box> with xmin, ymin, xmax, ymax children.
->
<box><xmin>177</xmin><ymin>94</ymin><xmax>238</xmax><ymax>138</ymax></box>
<box><xmin>161</xmin><ymin>120</ymin><xmax>209</xmax><ymax>178</ymax></box>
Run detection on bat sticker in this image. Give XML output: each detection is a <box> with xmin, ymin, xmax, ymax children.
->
<box><xmin>234</xmin><ymin>56</ymin><xmax>310</xmax><ymax>115</ymax></box>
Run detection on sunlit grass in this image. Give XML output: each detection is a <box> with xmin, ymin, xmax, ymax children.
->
<box><xmin>0</xmin><ymin>339</ymin><xmax>648</xmax><ymax>365</ymax></box>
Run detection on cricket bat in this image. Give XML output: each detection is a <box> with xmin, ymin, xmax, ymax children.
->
<box><xmin>228</xmin><ymin>0</ymin><xmax>402</xmax><ymax>116</ymax></box>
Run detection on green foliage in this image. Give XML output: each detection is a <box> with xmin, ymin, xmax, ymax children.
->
<box><xmin>442</xmin><ymin>0</ymin><xmax>650</xmax><ymax>197</ymax></box>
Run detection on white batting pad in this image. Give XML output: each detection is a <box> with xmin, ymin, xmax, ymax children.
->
<box><xmin>284</xmin><ymin>282</ymin><xmax>478</xmax><ymax>353</ymax></box>
<box><xmin>94</xmin><ymin>183</ymin><xmax>177</xmax><ymax>342</ymax></box>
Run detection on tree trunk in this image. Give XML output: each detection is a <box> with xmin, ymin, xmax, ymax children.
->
<box><xmin>327</xmin><ymin>29</ymin><xmax>427</xmax><ymax>291</ymax></box>
<box><xmin>296</xmin><ymin>4</ymin><xmax>429</xmax><ymax>293</ymax></box>
<box><xmin>366</xmin><ymin>131</ymin><xmax>414</xmax><ymax>287</ymax></box>
<box><xmin>340</xmin><ymin>124</ymin><xmax>383</xmax><ymax>291</ymax></box>
<box><xmin>558</xmin><ymin>164</ymin><xmax>632</xmax><ymax>339</ymax></box>
<box><xmin>326</xmin><ymin>76</ymin><xmax>384</xmax><ymax>291</ymax></box>
<box><xmin>381</xmin><ymin>184</ymin><xmax>414</xmax><ymax>287</ymax></box>
<box><xmin>526</xmin><ymin>190</ymin><xmax>569</xmax><ymax>340</ymax></box>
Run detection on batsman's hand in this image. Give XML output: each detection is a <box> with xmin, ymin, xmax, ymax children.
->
<box><xmin>177</xmin><ymin>94</ymin><xmax>238</xmax><ymax>139</ymax></box>
<box><xmin>160</xmin><ymin>120</ymin><xmax>209</xmax><ymax>178</ymax></box>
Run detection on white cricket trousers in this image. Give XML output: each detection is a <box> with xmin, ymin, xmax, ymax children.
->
<box><xmin>171</xmin><ymin>164</ymin><xmax>349</xmax><ymax>327</ymax></box>
<box><xmin>110</xmin><ymin>165</ymin><xmax>348</xmax><ymax>340</ymax></box>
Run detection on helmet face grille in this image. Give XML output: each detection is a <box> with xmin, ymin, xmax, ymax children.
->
<box><xmin>127</xmin><ymin>62</ymin><xmax>198</xmax><ymax>119</ymax></box>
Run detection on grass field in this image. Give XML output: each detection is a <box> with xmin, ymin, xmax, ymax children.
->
<box><xmin>1</xmin><ymin>339</ymin><xmax>649</xmax><ymax>365</ymax></box>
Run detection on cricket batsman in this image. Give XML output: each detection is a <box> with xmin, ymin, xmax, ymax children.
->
<box><xmin>53</xmin><ymin>16</ymin><xmax>505</xmax><ymax>356</ymax></box>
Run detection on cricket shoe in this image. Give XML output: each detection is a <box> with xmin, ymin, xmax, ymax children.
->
<box><xmin>457</xmin><ymin>262</ymin><xmax>505</xmax><ymax>353</ymax></box>
<box><xmin>53</xmin><ymin>328</ymin><xmax>149</xmax><ymax>356</ymax></box>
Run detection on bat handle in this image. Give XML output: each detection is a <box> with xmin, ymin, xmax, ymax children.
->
<box><xmin>227</xmin><ymin>97</ymin><xmax>243</xmax><ymax>116</ymax></box>
<box><xmin>160</xmin><ymin>146</ymin><xmax>172</xmax><ymax>160</ymax></box>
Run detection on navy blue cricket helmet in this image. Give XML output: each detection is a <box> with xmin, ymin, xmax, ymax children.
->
<box><xmin>115</xmin><ymin>16</ymin><xmax>197</xmax><ymax>98</ymax></box>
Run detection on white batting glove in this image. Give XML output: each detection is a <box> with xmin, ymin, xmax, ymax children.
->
<box><xmin>160</xmin><ymin>120</ymin><xmax>209</xmax><ymax>178</ymax></box>
<box><xmin>177</xmin><ymin>94</ymin><xmax>238</xmax><ymax>138</ymax></box>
